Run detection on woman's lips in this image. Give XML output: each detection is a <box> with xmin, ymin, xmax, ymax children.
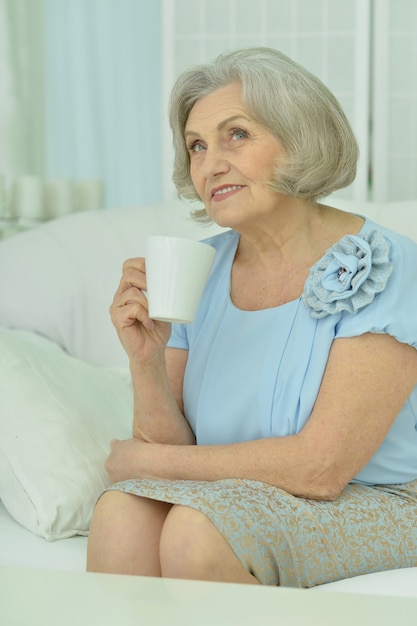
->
<box><xmin>211</xmin><ymin>185</ymin><xmax>244</xmax><ymax>201</ymax></box>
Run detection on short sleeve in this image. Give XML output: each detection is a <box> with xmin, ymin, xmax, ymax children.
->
<box><xmin>335</xmin><ymin>229</ymin><xmax>417</xmax><ymax>348</ymax></box>
<box><xmin>167</xmin><ymin>322</ymin><xmax>189</xmax><ymax>350</ymax></box>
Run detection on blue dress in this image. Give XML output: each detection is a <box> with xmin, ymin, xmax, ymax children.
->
<box><xmin>169</xmin><ymin>218</ymin><xmax>417</xmax><ymax>485</ymax></box>
<box><xmin>108</xmin><ymin>217</ymin><xmax>417</xmax><ymax>587</ymax></box>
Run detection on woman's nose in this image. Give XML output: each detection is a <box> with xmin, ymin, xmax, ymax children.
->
<box><xmin>202</xmin><ymin>146</ymin><xmax>230</xmax><ymax>177</ymax></box>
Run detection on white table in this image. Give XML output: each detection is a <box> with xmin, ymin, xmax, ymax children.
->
<box><xmin>2</xmin><ymin>566</ymin><xmax>417</xmax><ymax>626</ymax></box>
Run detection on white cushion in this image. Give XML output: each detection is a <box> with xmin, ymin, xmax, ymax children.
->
<box><xmin>0</xmin><ymin>500</ymin><xmax>88</xmax><ymax>570</ymax></box>
<box><xmin>315</xmin><ymin>567</ymin><xmax>417</xmax><ymax>597</ymax></box>
<box><xmin>0</xmin><ymin>328</ymin><xmax>132</xmax><ymax>540</ymax></box>
<box><xmin>0</xmin><ymin>203</ymin><xmax>224</xmax><ymax>368</ymax></box>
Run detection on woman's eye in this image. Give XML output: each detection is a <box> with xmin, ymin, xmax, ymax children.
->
<box><xmin>188</xmin><ymin>141</ymin><xmax>205</xmax><ymax>154</ymax></box>
<box><xmin>230</xmin><ymin>128</ymin><xmax>248</xmax><ymax>140</ymax></box>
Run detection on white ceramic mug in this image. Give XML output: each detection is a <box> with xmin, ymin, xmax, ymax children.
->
<box><xmin>145</xmin><ymin>236</ymin><xmax>216</xmax><ymax>324</ymax></box>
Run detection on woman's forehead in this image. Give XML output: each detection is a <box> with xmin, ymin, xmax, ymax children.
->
<box><xmin>185</xmin><ymin>83</ymin><xmax>250</xmax><ymax>133</ymax></box>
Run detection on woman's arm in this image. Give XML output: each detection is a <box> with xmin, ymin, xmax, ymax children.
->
<box><xmin>130</xmin><ymin>347</ymin><xmax>194</xmax><ymax>444</ymax></box>
<box><xmin>110</xmin><ymin>257</ymin><xmax>194</xmax><ymax>446</ymax></box>
<box><xmin>106</xmin><ymin>332</ymin><xmax>417</xmax><ymax>499</ymax></box>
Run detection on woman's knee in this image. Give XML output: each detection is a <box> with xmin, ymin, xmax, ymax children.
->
<box><xmin>87</xmin><ymin>491</ymin><xmax>171</xmax><ymax>575</ymax></box>
<box><xmin>91</xmin><ymin>490</ymin><xmax>171</xmax><ymax>530</ymax></box>
<box><xmin>159</xmin><ymin>505</ymin><xmax>260</xmax><ymax>584</ymax></box>
<box><xmin>89</xmin><ymin>490</ymin><xmax>132</xmax><ymax>536</ymax></box>
<box><xmin>159</xmin><ymin>505</ymin><xmax>216</xmax><ymax>578</ymax></box>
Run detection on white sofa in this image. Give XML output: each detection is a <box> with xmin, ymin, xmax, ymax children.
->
<box><xmin>0</xmin><ymin>198</ymin><xmax>416</xmax><ymax>597</ymax></box>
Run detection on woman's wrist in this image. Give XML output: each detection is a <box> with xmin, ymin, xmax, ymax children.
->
<box><xmin>129</xmin><ymin>347</ymin><xmax>166</xmax><ymax>373</ymax></box>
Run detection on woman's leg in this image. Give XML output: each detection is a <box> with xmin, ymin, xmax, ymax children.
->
<box><xmin>87</xmin><ymin>490</ymin><xmax>172</xmax><ymax>576</ymax></box>
<box><xmin>160</xmin><ymin>505</ymin><xmax>260</xmax><ymax>585</ymax></box>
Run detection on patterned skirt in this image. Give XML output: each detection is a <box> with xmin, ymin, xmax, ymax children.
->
<box><xmin>105</xmin><ymin>477</ymin><xmax>417</xmax><ymax>587</ymax></box>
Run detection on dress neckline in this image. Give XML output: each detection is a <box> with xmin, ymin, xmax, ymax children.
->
<box><xmin>226</xmin><ymin>216</ymin><xmax>370</xmax><ymax>314</ymax></box>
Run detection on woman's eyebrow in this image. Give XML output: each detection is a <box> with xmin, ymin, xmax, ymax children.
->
<box><xmin>217</xmin><ymin>115</ymin><xmax>250</xmax><ymax>131</ymax></box>
<box><xmin>184</xmin><ymin>115</ymin><xmax>250</xmax><ymax>139</ymax></box>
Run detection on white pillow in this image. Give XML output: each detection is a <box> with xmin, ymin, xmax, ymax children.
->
<box><xmin>0</xmin><ymin>328</ymin><xmax>132</xmax><ymax>541</ymax></box>
<box><xmin>0</xmin><ymin>203</ymin><xmax>224</xmax><ymax>368</ymax></box>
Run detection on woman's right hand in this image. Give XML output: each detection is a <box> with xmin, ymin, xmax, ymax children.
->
<box><xmin>110</xmin><ymin>257</ymin><xmax>172</xmax><ymax>364</ymax></box>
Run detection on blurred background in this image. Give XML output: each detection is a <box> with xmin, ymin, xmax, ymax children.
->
<box><xmin>0</xmin><ymin>0</ymin><xmax>416</xmax><ymax>214</ymax></box>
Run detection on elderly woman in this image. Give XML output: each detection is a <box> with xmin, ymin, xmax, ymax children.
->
<box><xmin>87</xmin><ymin>47</ymin><xmax>417</xmax><ymax>587</ymax></box>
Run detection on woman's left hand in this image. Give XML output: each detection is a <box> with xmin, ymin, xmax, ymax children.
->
<box><xmin>105</xmin><ymin>437</ymin><xmax>152</xmax><ymax>484</ymax></box>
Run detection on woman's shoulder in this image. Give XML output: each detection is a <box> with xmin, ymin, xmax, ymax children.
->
<box><xmin>362</xmin><ymin>217</ymin><xmax>417</xmax><ymax>286</ymax></box>
<box><xmin>303</xmin><ymin>216</ymin><xmax>417</xmax><ymax>322</ymax></box>
<box><xmin>361</xmin><ymin>216</ymin><xmax>417</xmax><ymax>255</ymax></box>
<box><xmin>323</xmin><ymin>217</ymin><xmax>417</xmax><ymax>348</ymax></box>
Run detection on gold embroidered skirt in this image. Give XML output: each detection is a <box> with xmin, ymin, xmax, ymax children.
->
<box><xmin>105</xmin><ymin>477</ymin><xmax>417</xmax><ymax>587</ymax></box>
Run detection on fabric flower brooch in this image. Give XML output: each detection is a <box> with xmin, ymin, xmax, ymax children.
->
<box><xmin>303</xmin><ymin>230</ymin><xmax>393</xmax><ymax>318</ymax></box>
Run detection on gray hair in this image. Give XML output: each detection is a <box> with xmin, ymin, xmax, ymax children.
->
<box><xmin>169</xmin><ymin>47</ymin><xmax>359</xmax><ymax>221</ymax></box>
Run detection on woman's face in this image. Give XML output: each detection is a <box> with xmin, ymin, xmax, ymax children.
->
<box><xmin>184</xmin><ymin>82</ymin><xmax>287</xmax><ymax>229</ymax></box>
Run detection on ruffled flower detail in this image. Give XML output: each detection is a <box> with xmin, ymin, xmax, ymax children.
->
<box><xmin>303</xmin><ymin>230</ymin><xmax>393</xmax><ymax>318</ymax></box>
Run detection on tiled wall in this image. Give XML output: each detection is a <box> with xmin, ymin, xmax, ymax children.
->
<box><xmin>373</xmin><ymin>0</ymin><xmax>417</xmax><ymax>202</ymax></box>
<box><xmin>171</xmin><ymin>0</ymin><xmax>359</xmax><ymax>97</ymax></box>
